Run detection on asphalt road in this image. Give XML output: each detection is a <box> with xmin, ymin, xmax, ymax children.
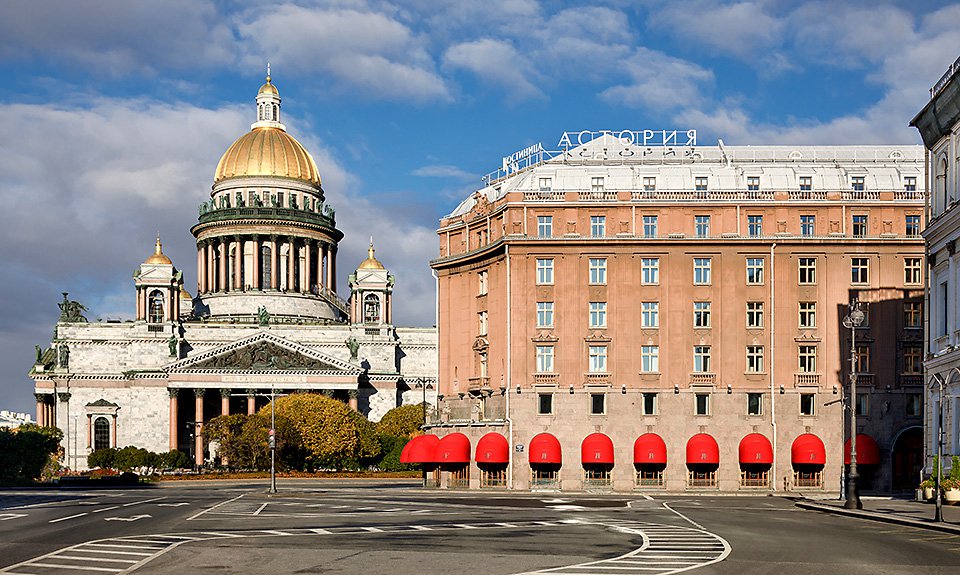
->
<box><xmin>1</xmin><ymin>480</ymin><xmax>959</xmax><ymax>574</ymax></box>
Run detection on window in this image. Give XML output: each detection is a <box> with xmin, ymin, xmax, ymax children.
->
<box><xmin>906</xmin><ymin>215</ymin><xmax>921</xmax><ymax>236</ymax></box>
<box><xmin>536</xmin><ymin>302</ymin><xmax>554</xmax><ymax>328</ymax></box>
<box><xmin>695</xmin><ymin>393</ymin><xmax>710</xmax><ymax>415</ymax></box>
<box><xmin>906</xmin><ymin>394</ymin><xmax>922</xmax><ymax>417</ymax></box>
<box><xmin>478</xmin><ymin>270</ymin><xmax>488</xmax><ymax>295</ymax></box>
<box><xmin>746</xmin><ymin>302</ymin><xmax>764</xmax><ymax>328</ymax></box>
<box><xmin>800</xmin><ymin>215</ymin><xmax>815</xmax><ymax>236</ymax></box>
<box><xmin>746</xmin><ymin>257</ymin><xmax>764</xmax><ymax>284</ymax></box>
<box><xmin>695</xmin><ymin>215</ymin><xmax>710</xmax><ymax>237</ymax></box>
<box><xmin>799</xmin><ymin>393</ymin><xmax>816</xmax><ymax>416</ymax></box>
<box><xmin>855</xmin><ymin>345</ymin><xmax>870</xmax><ymax>373</ymax></box>
<box><xmin>641</xmin><ymin>302</ymin><xmax>659</xmax><ymax>328</ymax></box>
<box><xmin>852</xmin><ymin>215</ymin><xmax>868</xmax><ymax>238</ymax></box>
<box><xmin>641</xmin><ymin>346</ymin><xmax>659</xmax><ymax>373</ymax></box>
<box><xmin>851</xmin><ymin>258</ymin><xmax>869</xmax><ymax>284</ymax></box>
<box><xmin>591</xmin><ymin>177</ymin><xmax>604</xmax><ymax>192</ymax></box>
<box><xmin>536</xmin><ymin>258</ymin><xmax>554</xmax><ymax>284</ymax></box>
<box><xmin>537</xmin><ymin>215</ymin><xmax>553</xmax><ymax>238</ymax></box>
<box><xmin>589</xmin><ymin>346</ymin><xmax>607</xmax><ymax>373</ymax></box>
<box><xmin>856</xmin><ymin>394</ymin><xmax>869</xmax><ymax>416</ymax></box>
<box><xmin>589</xmin><ymin>302</ymin><xmax>607</xmax><ymax>328</ymax></box>
<box><xmin>590</xmin><ymin>393</ymin><xmax>606</xmax><ymax>415</ymax></box>
<box><xmin>851</xmin><ymin>176</ymin><xmax>865</xmax><ymax>191</ymax></box>
<box><xmin>478</xmin><ymin>311</ymin><xmax>488</xmax><ymax>335</ymax></box>
<box><xmin>536</xmin><ymin>346</ymin><xmax>554</xmax><ymax>373</ymax></box>
<box><xmin>799</xmin><ymin>176</ymin><xmax>812</xmax><ymax>191</ymax></box>
<box><xmin>747</xmin><ymin>215</ymin><xmax>763</xmax><ymax>236</ymax></box>
<box><xmin>904</xmin><ymin>257</ymin><xmax>922</xmax><ymax>285</ymax></box>
<box><xmin>747</xmin><ymin>176</ymin><xmax>760</xmax><ymax>191</ymax></box>
<box><xmin>694</xmin><ymin>301</ymin><xmax>711</xmax><ymax>328</ymax></box>
<box><xmin>148</xmin><ymin>290</ymin><xmax>164</xmax><ymax>323</ymax></box>
<box><xmin>642</xmin><ymin>392</ymin><xmax>658</xmax><ymax>415</ymax></box>
<box><xmin>590</xmin><ymin>215</ymin><xmax>606</xmax><ymax>238</ymax></box>
<box><xmin>589</xmin><ymin>258</ymin><xmax>607</xmax><ymax>284</ymax></box>
<box><xmin>799</xmin><ymin>302</ymin><xmax>817</xmax><ymax>328</ymax></box>
<box><xmin>695</xmin><ymin>176</ymin><xmax>708</xmax><ymax>191</ymax></box>
<box><xmin>798</xmin><ymin>257</ymin><xmax>816</xmax><ymax>284</ymax></box>
<box><xmin>643</xmin><ymin>215</ymin><xmax>658</xmax><ymax>237</ymax></box>
<box><xmin>904</xmin><ymin>347</ymin><xmax>922</xmax><ymax>374</ymax></box>
<box><xmin>93</xmin><ymin>417</ymin><xmax>110</xmax><ymax>450</ymax></box>
<box><xmin>747</xmin><ymin>346</ymin><xmax>764</xmax><ymax>373</ymax></box>
<box><xmin>537</xmin><ymin>393</ymin><xmax>553</xmax><ymax>415</ymax></box>
<box><xmin>747</xmin><ymin>393</ymin><xmax>763</xmax><ymax>416</ymax></box>
<box><xmin>694</xmin><ymin>346</ymin><xmax>712</xmax><ymax>372</ymax></box>
<box><xmin>693</xmin><ymin>257</ymin><xmax>712</xmax><ymax>285</ymax></box>
<box><xmin>904</xmin><ymin>302</ymin><xmax>922</xmax><ymax>329</ymax></box>
<box><xmin>641</xmin><ymin>258</ymin><xmax>659</xmax><ymax>284</ymax></box>
<box><xmin>904</xmin><ymin>176</ymin><xmax>917</xmax><ymax>192</ymax></box>
<box><xmin>798</xmin><ymin>345</ymin><xmax>817</xmax><ymax>373</ymax></box>
<box><xmin>643</xmin><ymin>177</ymin><xmax>656</xmax><ymax>192</ymax></box>
<box><xmin>539</xmin><ymin>177</ymin><xmax>552</xmax><ymax>191</ymax></box>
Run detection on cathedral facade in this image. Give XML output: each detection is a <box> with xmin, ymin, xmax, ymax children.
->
<box><xmin>30</xmin><ymin>76</ymin><xmax>437</xmax><ymax>469</ymax></box>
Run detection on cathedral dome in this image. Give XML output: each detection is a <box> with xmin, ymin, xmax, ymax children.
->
<box><xmin>358</xmin><ymin>240</ymin><xmax>385</xmax><ymax>270</ymax></box>
<box><xmin>144</xmin><ymin>235</ymin><xmax>172</xmax><ymax>265</ymax></box>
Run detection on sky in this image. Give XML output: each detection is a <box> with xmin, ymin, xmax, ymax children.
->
<box><xmin>0</xmin><ymin>0</ymin><xmax>958</xmax><ymax>415</ymax></box>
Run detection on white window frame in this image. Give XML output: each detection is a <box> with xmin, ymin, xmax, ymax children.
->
<box><xmin>536</xmin><ymin>345</ymin><xmax>554</xmax><ymax>373</ymax></box>
<box><xmin>641</xmin><ymin>301</ymin><xmax>659</xmax><ymax>328</ymax></box>
<box><xmin>747</xmin><ymin>345</ymin><xmax>764</xmax><ymax>373</ymax></box>
<box><xmin>537</xmin><ymin>215</ymin><xmax>553</xmax><ymax>238</ymax></box>
<box><xmin>589</xmin><ymin>258</ymin><xmax>607</xmax><ymax>285</ymax></box>
<box><xmin>694</xmin><ymin>301</ymin><xmax>711</xmax><ymax>328</ymax></box>
<box><xmin>694</xmin><ymin>345</ymin><xmax>712</xmax><ymax>373</ymax></box>
<box><xmin>643</xmin><ymin>215</ymin><xmax>658</xmax><ymax>237</ymax></box>
<box><xmin>693</xmin><ymin>257</ymin><xmax>712</xmax><ymax>285</ymax></box>
<box><xmin>641</xmin><ymin>258</ymin><xmax>660</xmax><ymax>285</ymax></box>
<box><xmin>536</xmin><ymin>258</ymin><xmax>554</xmax><ymax>285</ymax></box>
<box><xmin>589</xmin><ymin>346</ymin><xmax>607</xmax><ymax>373</ymax></box>
<box><xmin>590</xmin><ymin>215</ymin><xmax>606</xmax><ymax>238</ymax></box>
<box><xmin>536</xmin><ymin>301</ymin><xmax>554</xmax><ymax>328</ymax></box>
<box><xmin>746</xmin><ymin>301</ymin><xmax>764</xmax><ymax>328</ymax></box>
<box><xmin>641</xmin><ymin>345</ymin><xmax>659</xmax><ymax>373</ymax></box>
<box><xmin>589</xmin><ymin>301</ymin><xmax>607</xmax><ymax>328</ymax></box>
<box><xmin>746</xmin><ymin>257</ymin><xmax>764</xmax><ymax>285</ymax></box>
<box><xmin>799</xmin><ymin>301</ymin><xmax>816</xmax><ymax>329</ymax></box>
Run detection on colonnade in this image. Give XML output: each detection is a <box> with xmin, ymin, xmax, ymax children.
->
<box><xmin>34</xmin><ymin>393</ymin><xmax>54</xmax><ymax>427</ymax></box>
<box><xmin>196</xmin><ymin>235</ymin><xmax>337</xmax><ymax>295</ymax></box>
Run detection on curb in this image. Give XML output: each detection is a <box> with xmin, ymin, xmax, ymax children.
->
<box><xmin>796</xmin><ymin>500</ymin><xmax>960</xmax><ymax>535</ymax></box>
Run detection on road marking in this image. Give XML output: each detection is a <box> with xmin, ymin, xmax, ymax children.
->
<box><xmin>548</xmin><ymin>505</ymin><xmax>588</xmax><ymax>511</ymax></box>
<box><xmin>104</xmin><ymin>515</ymin><xmax>151</xmax><ymax>522</ymax></box>
<box><xmin>122</xmin><ymin>497</ymin><xmax>166</xmax><ymax>507</ymax></box>
<box><xmin>253</xmin><ymin>503</ymin><xmax>268</xmax><ymax>515</ymax></box>
<box><xmin>49</xmin><ymin>512</ymin><xmax>88</xmax><ymax>523</ymax></box>
<box><xmin>661</xmin><ymin>503</ymin><xmax>704</xmax><ymax>530</ymax></box>
<box><xmin>92</xmin><ymin>506</ymin><xmax>120</xmax><ymax>514</ymax></box>
<box><xmin>70</xmin><ymin>548</ymin><xmax>155</xmax><ymax>557</ymax></box>
<box><xmin>54</xmin><ymin>555</ymin><xmax>139</xmax><ymax>564</ymax></box>
<box><xmin>30</xmin><ymin>563</ymin><xmax>122</xmax><ymax>572</ymax></box>
<box><xmin>0</xmin><ymin>513</ymin><xmax>27</xmax><ymax>521</ymax></box>
<box><xmin>186</xmin><ymin>494</ymin><xmax>244</xmax><ymax>521</ymax></box>
<box><xmin>87</xmin><ymin>543</ymin><xmax>166</xmax><ymax>550</ymax></box>
<box><xmin>156</xmin><ymin>502</ymin><xmax>190</xmax><ymax>507</ymax></box>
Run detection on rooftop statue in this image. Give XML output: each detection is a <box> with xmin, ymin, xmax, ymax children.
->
<box><xmin>58</xmin><ymin>293</ymin><xmax>88</xmax><ymax>323</ymax></box>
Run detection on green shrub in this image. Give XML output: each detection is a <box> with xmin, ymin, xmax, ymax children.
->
<box><xmin>88</xmin><ymin>448</ymin><xmax>118</xmax><ymax>469</ymax></box>
<box><xmin>160</xmin><ymin>450</ymin><xmax>190</xmax><ymax>470</ymax></box>
<box><xmin>375</xmin><ymin>404</ymin><xmax>426</xmax><ymax>438</ymax></box>
<box><xmin>0</xmin><ymin>425</ymin><xmax>63</xmax><ymax>484</ymax></box>
<box><xmin>376</xmin><ymin>435</ymin><xmax>415</xmax><ymax>472</ymax></box>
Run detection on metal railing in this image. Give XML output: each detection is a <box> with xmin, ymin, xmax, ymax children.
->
<box><xmin>480</xmin><ymin>468</ymin><xmax>507</xmax><ymax>488</ymax></box>
<box><xmin>688</xmin><ymin>470</ymin><xmax>717</xmax><ymax>488</ymax></box>
<box><xmin>793</xmin><ymin>470</ymin><xmax>823</xmax><ymax>488</ymax></box>
<box><xmin>740</xmin><ymin>470</ymin><xmax>770</xmax><ymax>488</ymax></box>
<box><xmin>635</xmin><ymin>470</ymin><xmax>665</xmax><ymax>488</ymax></box>
<box><xmin>531</xmin><ymin>470</ymin><xmax>560</xmax><ymax>490</ymax></box>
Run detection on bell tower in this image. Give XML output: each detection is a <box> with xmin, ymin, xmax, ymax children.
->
<box><xmin>348</xmin><ymin>239</ymin><xmax>394</xmax><ymax>327</ymax></box>
<box><xmin>134</xmin><ymin>235</ymin><xmax>183</xmax><ymax>324</ymax></box>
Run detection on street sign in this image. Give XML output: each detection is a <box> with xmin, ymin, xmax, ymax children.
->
<box><xmin>515</xmin><ymin>444</ymin><xmax>524</xmax><ymax>453</ymax></box>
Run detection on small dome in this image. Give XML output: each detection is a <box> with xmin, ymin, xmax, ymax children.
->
<box><xmin>214</xmin><ymin>127</ymin><xmax>321</xmax><ymax>186</ymax></box>
<box><xmin>145</xmin><ymin>236</ymin><xmax>172</xmax><ymax>265</ymax></box>
<box><xmin>258</xmin><ymin>75</ymin><xmax>279</xmax><ymax>96</ymax></box>
<box><xmin>358</xmin><ymin>240</ymin><xmax>385</xmax><ymax>270</ymax></box>
<box><xmin>180</xmin><ymin>285</ymin><xmax>192</xmax><ymax>300</ymax></box>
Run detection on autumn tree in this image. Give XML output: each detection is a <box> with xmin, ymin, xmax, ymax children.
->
<box><xmin>375</xmin><ymin>404</ymin><xmax>426</xmax><ymax>438</ymax></box>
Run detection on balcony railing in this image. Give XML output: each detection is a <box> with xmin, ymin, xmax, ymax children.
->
<box><xmin>794</xmin><ymin>373</ymin><xmax>821</xmax><ymax>386</ymax></box>
<box><xmin>523</xmin><ymin>190</ymin><xmax>565</xmax><ymax>202</ymax></box>
<box><xmin>793</xmin><ymin>470</ymin><xmax>823</xmax><ymax>489</ymax></box>
<box><xmin>635</xmin><ymin>471</ymin><xmax>665</xmax><ymax>488</ymax></box>
<box><xmin>579</xmin><ymin>190</ymin><xmax>619</xmax><ymax>202</ymax></box>
<box><xmin>688</xmin><ymin>470</ymin><xmax>717</xmax><ymax>488</ymax></box>
<box><xmin>900</xmin><ymin>374</ymin><xmax>923</xmax><ymax>386</ymax></box>
<box><xmin>740</xmin><ymin>470</ymin><xmax>769</xmax><ymax>488</ymax></box>
<box><xmin>690</xmin><ymin>373</ymin><xmax>716</xmax><ymax>385</ymax></box>
<box><xmin>533</xmin><ymin>373</ymin><xmax>559</xmax><ymax>385</ymax></box>
<box><xmin>841</xmin><ymin>190</ymin><xmax>881</xmax><ymax>201</ymax></box>
<box><xmin>895</xmin><ymin>190</ymin><xmax>924</xmax><ymax>201</ymax></box>
<box><xmin>584</xmin><ymin>373</ymin><xmax>611</xmax><ymax>385</ymax></box>
<box><xmin>856</xmin><ymin>373</ymin><xmax>875</xmax><ymax>387</ymax></box>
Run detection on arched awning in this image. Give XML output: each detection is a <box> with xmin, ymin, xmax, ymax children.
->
<box><xmin>475</xmin><ymin>432</ymin><xmax>509</xmax><ymax>464</ymax></box>
<box><xmin>738</xmin><ymin>433</ymin><xmax>773</xmax><ymax>465</ymax></box>
<box><xmin>528</xmin><ymin>433</ymin><xmax>562</xmax><ymax>465</ymax></box>
<box><xmin>844</xmin><ymin>434</ymin><xmax>881</xmax><ymax>465</ymax></box>
<box><xmin>435</xmin><ymin>432</ymin><xmax>471</xmax><ymax>464</ymax></box>
<box><xmin>791</xmin><ymin>434</ymin><xmax>826</xmax><ymax>465</ymax></box>
<box><xmin>633</xmin><ymin>433</ymin><xmax>667</xmax><ymax>464</ymax></box>
<box><xmin>400</xmin><ymin>434</ymin><xmax>439</xmax><ymax>464</ymax></box>
<box><xmin>686</xmin><ymin>433</ymin><xmax>719</xmax><ymax>465</ymax></box>
<box><xmin>581</xmin><ymin>433</ymin><xmax>614</xmax><ymax>465</ymax></box>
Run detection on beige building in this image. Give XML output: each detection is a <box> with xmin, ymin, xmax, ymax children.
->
<box><xmin>31</xmin><ymin>76</ymin><xmax>437</xmax><ymax>469</ymax></box>
<box><xmin>424</xmin><ymin>134</ymin><xmax>925</xmax><ymax>493</ymax></box>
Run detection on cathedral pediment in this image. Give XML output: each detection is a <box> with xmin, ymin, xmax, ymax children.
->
<box><xmin>167</xmin><ymin>332</ymin><xmax>361</xmax><ymax>374</ymax></box>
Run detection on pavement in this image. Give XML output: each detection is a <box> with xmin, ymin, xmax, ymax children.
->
<box><xmin>797</xmin><ymin>494</ymin><xmax>960</xmax><ymax>534</ymax></box>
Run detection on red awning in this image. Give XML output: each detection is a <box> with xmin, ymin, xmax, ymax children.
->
<box><xmin>435</xmin><ymin>432</ymin><xmax>471</xmax><ymax>463</ymax></box>
<box><xmin>738</xmin><ymin>433</ymin><xmax>773</xmax><ymax>465</ymax></box>
<box><xmin>400</xmin><ymin>434</ymin><xmax>439</xmax><ymax>464</ymax></box>
<box><xmin>633</xmin><ymin>433</ymin><xmax>667</xmax><ymax>464</ymax></box>
<box><xmin>475</xmin><ymin>432</ymin><xmax>509</xmax><ymax>464</ymax></box>
<box><xmin>844</xmin><ymin>434</ymin><xmax>881</xmax><ymax>465</ymax></box>
<box><xmin>528</xmin><ymin>433</ymin><xmax>562</xmax><ymax>465</ymax></box>
<box><xmin>581</xmin><ymin>433</ymin><xmax>615</xmax><ymax>465</ymax></box>
<box><xmin>791</xmin><ymin>434</ymin><xmax>826</xmax><ymax>465</ymax></box>
<box><xmin>686</xmin><ymin>433</ymin><xmax>719</xmax><ymax>464</ymax></box>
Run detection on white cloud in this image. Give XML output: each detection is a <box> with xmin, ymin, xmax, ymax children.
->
<box><xmin>600</xmin><ymin>48</ymin><xmax>714</xmax><ymax>110</ymax></box>
<box><xmin>648</xmin><ymin>1</ymin><xmax>784</xmax><ymax>59</ymax></box>
<box><xmin>444</xmin><ymin>39</ymin><xmax>544</xmax><ymax>101</ymax></box>
<box><xmin>411</xmin><ymin>165</ymin><xmax>476</xmax><ymax>179</ymax></box>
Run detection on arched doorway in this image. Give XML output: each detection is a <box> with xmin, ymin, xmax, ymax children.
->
<box><xmin>891</xmin><ymin>426</ymin><xmax>923</xmax><ymax>491</ymax></box>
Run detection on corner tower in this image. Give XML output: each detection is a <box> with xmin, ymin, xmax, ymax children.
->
<box><xmin>348</xmin><ymin>239</ymin><xmax>394</xmax><ymax>329</ymax></box>
<box><xmin>191</xmin><ymin>73</ymin><xmax>346</xmax><ymax>321</ymax></box>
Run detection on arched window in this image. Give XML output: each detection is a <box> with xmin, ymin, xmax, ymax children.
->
<box><xmin>94</xmin><ymin>417</ymin><xmax>110</xmax><ymax>450</ymax></box>
<box><xmin>364</xmin><ymin>293</ymin><xmax>380</xmax><ymax>323</ymax></box>
<box><xmin>937</xmin><ymin>157</ymin><xmax>949</xmax><ymax>213</ymax></box>
<box><xmin>261</xmin><ymin>245</ymin><xmax>272</xmax><ymax>288</ymax></box>
<box><xmin>149</xmin><ymin>290</ymin><xmax>164</xmax><ymax>323</ymax></box>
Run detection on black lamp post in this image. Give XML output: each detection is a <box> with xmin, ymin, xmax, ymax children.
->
<box><xmin>931</xmin><ymin>373</ymin><xmax>945</xmax><ymax>522</ymax></box>
<box><xmin>843</xmin><ymin>297</ymin><xmax>865</xmax><ymax>510</ymax></box>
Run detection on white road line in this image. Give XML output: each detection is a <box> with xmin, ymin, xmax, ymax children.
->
<box><xmin>186</xmin><ymin>494</ymin><xmax>244</xmax><ymax>521</ymax></box>
<box><xmin>86</xmin><ymin>543</ymin><xmax>165</xmax><ymax>551</ymax></box>
<box><xmin>253</xmin><ymin>503</ymin><xmax>268</xmax><ymax>516</ymax></box>
<box><xmin>121</xmin><ymin>497</ymin><xmax>166</xmax><ymax>507</ymax></box>
<box><xmin>69</xmin><ymin>549</ymin><xmax>154</xmax><ymax>557</ymax></box>
<box><xmin>309</xmin><ymin>528</ymin><xmax>331</xmax><ymax>534</ymax></box>
<box><xmin>30</xmin><ymin>563</ymin><xmax>121</xmax><ymax>573</ymax></box>
<box><xmin>49</xmin><ymin>513</ymin><xmax>88</xmax><ymax>523</ymax></box>
<box><xmin>91</xmin><ymin>506</ymin><xmax>120</xmax><ymax>514</ymax></box>
<box><xmin>361</xmin><ymin>527</ymin><xmax>383</xmax><ymax>532</ymax></box>
<box><xmin>411</xmin><ymin>525</ymin><xmax>432</xmax><ymax>531</ymax></box>
<box><xmin>52</xmin><ymin>555</ymin><xmax>138</xmax><ymax>564</ymax></box>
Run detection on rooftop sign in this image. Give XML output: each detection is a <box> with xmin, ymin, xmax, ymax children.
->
<box><xmin>558</xmin><ymin>129</ymin><xmax>697</xmax><ymax>148</ymax></box>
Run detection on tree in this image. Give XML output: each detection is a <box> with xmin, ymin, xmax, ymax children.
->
<box><xmin>0</xmin><ymin>425</ymin><xmax>63</xmax><ymax>484</ymax></box>
<box><xmin>375</xmin><ymin>404</ymin><xmax>427</xmax><ymax>438</ymax></box>
<box><xmin>202</xmin><ymin>414</ymin><xmax>247</xmax><ymax>466</ymax></box>
<box><xmin>88</xmin><ymin>448</ymin><xmax>117</xmax><ymax>469</ymax></box>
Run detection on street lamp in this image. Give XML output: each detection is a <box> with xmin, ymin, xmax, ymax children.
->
<box><xmin>270</xmin><ymin>384</ymin><xmax>277</xmax><ymax>494</ymax></box>
<box><xmin>842</xmin><ymin>297</ymin><xmax>865</xmax><ymax>510</ymax></box>
<box><xmin>930</xmin><ymin>373</ymin><xmax>945</xmax><ymax>522</ymax></box>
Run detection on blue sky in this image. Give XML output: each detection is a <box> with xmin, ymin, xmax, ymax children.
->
<box><xmin>0</xmin><ymin>0</ymin><xmax>958</xmax><ymax>414</ymax></box>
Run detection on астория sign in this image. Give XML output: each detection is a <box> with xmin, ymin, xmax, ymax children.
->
<box><xmin>558</xmin><ymin>129</ymin><xmax>697</xmax><ymax>147</ymax></box>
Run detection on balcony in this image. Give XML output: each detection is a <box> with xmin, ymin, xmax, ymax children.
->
<box><xmin>841</xmin><ymin>190</ymin><xmax>881</xmax><ymax>201</ymax></box>
<box><xmin>578</xmin><ymin>190</ymin><xmax>618</xmax><ymax>202</ymax></box>
<box><xmin>533</xmin><ymin>373</ymin><xmax>559</xmax><ymax>385</ymax></box>
<box><xmin>523</xmin><ymin>190</ymin><xmax>564</xmax><ymax>202</ymax></box>
<box><xmin>900</xmin><ymin>374</ymin><xmax>923</xmax><ymax>387</ymax></box>
<box><xmin>584</xmin><ymin>373</ymin><xmax>611</xmax><ymax>385</ymax></box>
<box><xmin>467</xmin><ymin>377</ymin><xmax>491</xmax><ymax>393</ymax></box>
<box><xmin>690</xmin><ymin>373</ymin><xmax>716</xmax><ymax>385</ymax></box>
<box><xmin>794</xmin><ymin>373</ymin><xmax>820</xmax><ymax>386</ymax></box>
<box><xmin>856</xmin><ymin>373</ymin><xmax>875</xmax><ymax>387</ymax></box>
<box><xmin>789</xmin><ymin>190</ymin><xmax>828</xmax><ymax>201</ymax></box>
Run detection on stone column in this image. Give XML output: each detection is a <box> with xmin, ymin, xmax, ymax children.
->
<box><xmin>206</xmin><ymin>240</ymin><xmax>214</xmax><ymax>293</ymax></box>
<box><xmin>305</xmin><ymin>239</ymin><xmax>313</xmax><ymax>294</ymax></box>
<box><xmin>246</xmin><ymin>389</ymin><xmax>256</xmax><ymax>415</ymax></box>
<box><xmin>111</xmin><ymin>415</ymin><xmax>117</xmax><ymax>448</ymax></box>
<box><xmin>330</xmin><ymin>246</ymin><xmax>337</xmax><ymax>293</ymax></box>
<box><xmin>168</xmin><ymin>389</ymin><xmax>178</xmax><ymax>452</ymax></box>
<box><xmin>348</xmin><ymin>389</ymin><xmax>359</xmax><ymax>412</ymax></box>
<box><xmin>324</xmin><ymin>243</ymin><xmax>332</xmax><ymax>291</ymax></box>
<box><xmin>218</xmin><ymin>239</ymin><xmax>227</xmax><ymax>293</ymax></box>
<box><xmin>220</xmin><ymin>388</ymin><xmax>231</xmax><ymax>416</ymax></box>
<box><xmin>86</xmin><ymin>415</ymin><xmax>92</xmax><ymax>448</ymax></box>
<box><xmin>270</xmin><ymin>235</ymin><xmax>279</xmax><ymax>290</ymax></box>
<box><xmin>234</xmin><ymin>235</ymin><xmax>243</xmax><ymax>290</ymax></box>
<box><xmin>251</xmin><ymin>235</ymin><xmax>260</xmax><ymax>290</ymax></box>
<box><xmin>287</xmin><ymin>237</ymin><xmax>296</xmax><ymax>291</ymax></box>
<box><xmin>35</xmin><ymin>393</ymin><xmax>46</xmax><ymax>427</ymax></box>
<box><xmin>47</xmin><ymin>401</ymin><xmax>54</xmax><ymax>429</ymax></box>
<box><xmin>197</xmin><ymin>242</ymin><xmax>205</xmax><ymax>294</ymax></box>
<box><xmin>135</xmin><ymin>289</ymin><xmax>142</xmax><ymax>321</ymax></box>
<box><xmin>194</xmin><ymin>389</ymin><xmax>205</xmax><ymax>466</ymax></box>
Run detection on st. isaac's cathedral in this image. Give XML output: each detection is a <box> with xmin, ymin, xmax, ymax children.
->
<box><xmin>29</xmin><ymin>75</ymin><xmax>438</xmax><ymax>469</ymax></box>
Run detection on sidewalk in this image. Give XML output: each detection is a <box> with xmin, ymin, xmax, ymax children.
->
<box><xmin>796</xmin><ymin>495</ymin><xmax>960</xmax><ymax>534</ymax></box>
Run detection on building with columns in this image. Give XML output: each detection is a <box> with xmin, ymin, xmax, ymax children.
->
<box><xmin>30</xmin><ymin>75</ymin><xmax>437</xmax><ymax>469</ymax></box>
<box><xmin>422</xmin><ymin>133</ymin><xmax>925</xmax><ymax>494</ymax></box>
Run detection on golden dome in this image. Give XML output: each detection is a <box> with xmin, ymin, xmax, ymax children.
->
<box><xmin>258</xmin><ymin>75</ymin><xmax>279</xmax><ymax>96</ymax></box>
<box><xmin>180</xmin><ymin>285</ymin><xmax>192</xmax><ymax>300</ymax></box>
<box><xmin>214</xmin><ymin>127</ymin><xmax>321</xmax><ymax>186</ymax></box>
<box><xmin>145</xmin><ymin>235</ymin><xmax>172</xmax><ymax>265</ymax></box>
<box><xmin>358</xmin><ymin>240</ymin><xmax>385</xmax><ymax>270</ymax></box>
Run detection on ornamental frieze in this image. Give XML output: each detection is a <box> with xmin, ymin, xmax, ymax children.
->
<box><xmin>189</xmin><ymin>341</ymin><xmax>339</xmax><ymax>371</ymax></box>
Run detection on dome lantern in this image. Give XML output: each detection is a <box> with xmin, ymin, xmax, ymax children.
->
<box><xmin>144</xmin><ymin>234</ymin><xmax>172</xmax><ymax>265</ymax></box>
<box><xmin>253</xmin><ymin>63</ymin><xmax>284</xmax><ymax>131</ymax></box>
